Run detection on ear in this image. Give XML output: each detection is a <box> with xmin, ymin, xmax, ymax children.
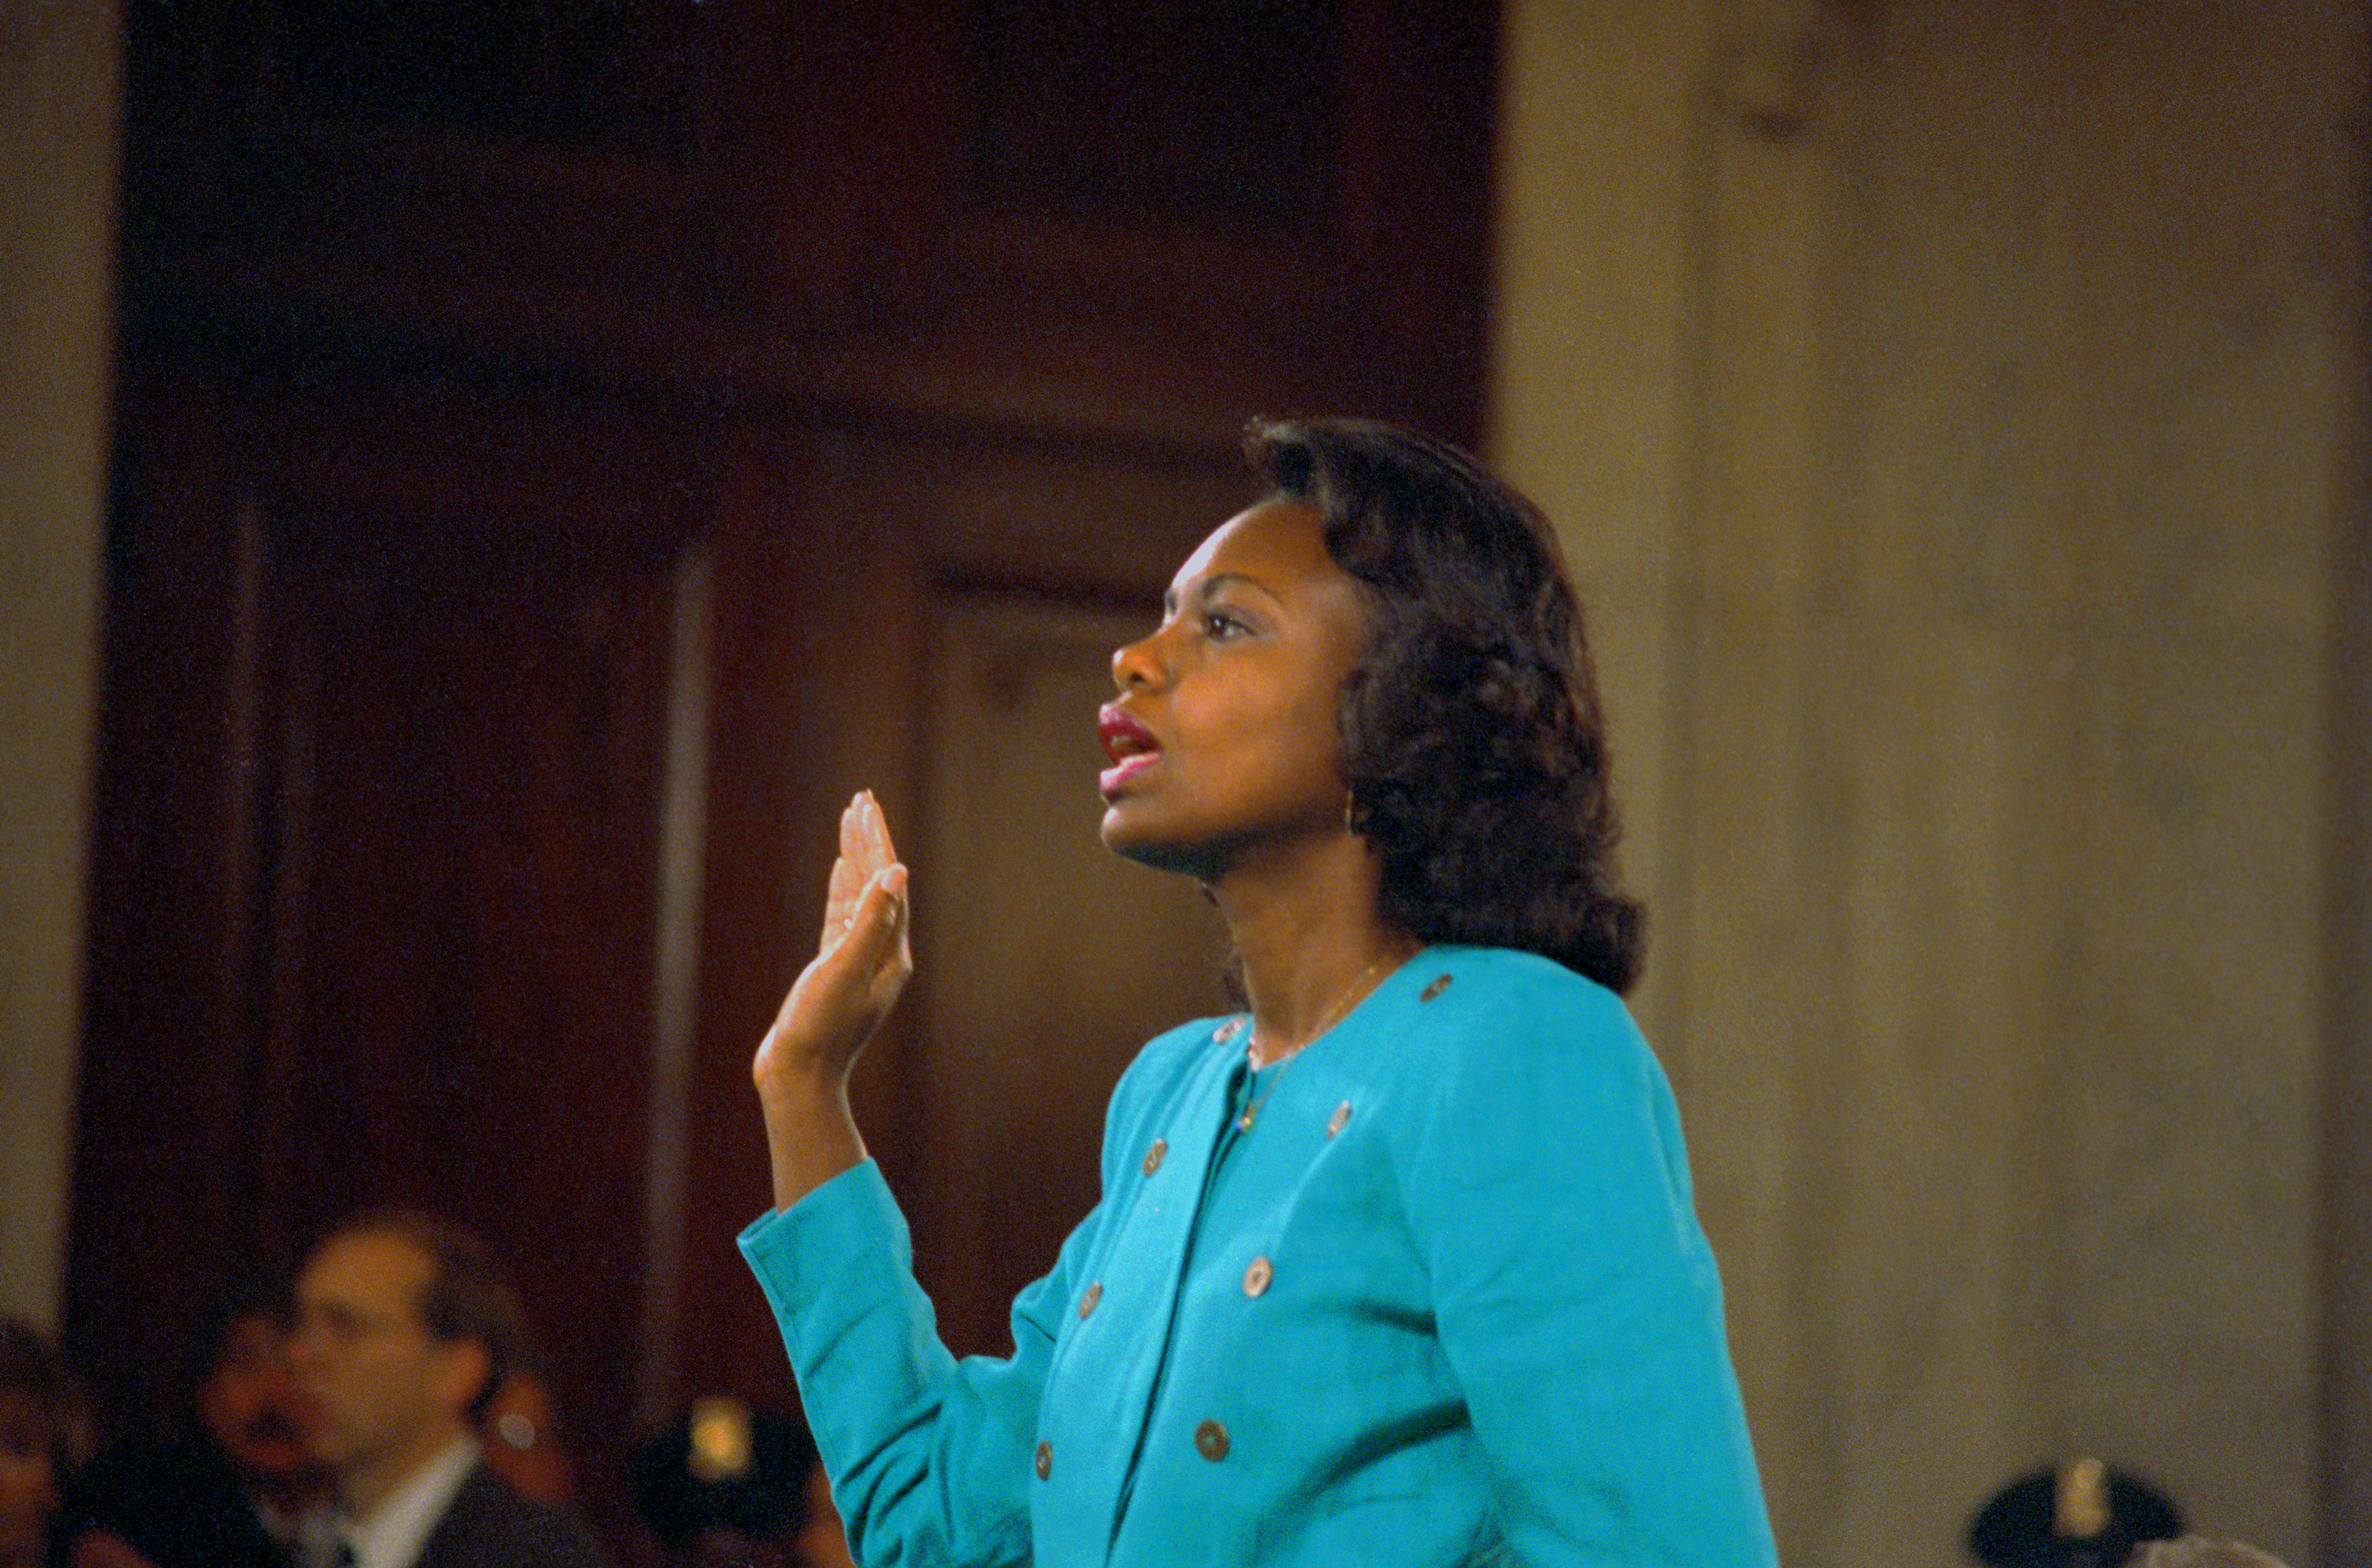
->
<box><xmin>430</xmin><ymin>1339</ymin><xmax>493</xmax><ymax>1423</ymax></box>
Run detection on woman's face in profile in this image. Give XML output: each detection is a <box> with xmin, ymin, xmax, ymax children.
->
<box><xmin>1098</xmin><ymin>497</ymin><xmax>1371</xmax><ymax>879</ymax></box>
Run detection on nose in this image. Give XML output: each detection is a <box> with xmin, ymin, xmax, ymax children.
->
<box><xmin>1111</xmin><ymin>629</ymin><xmax>1165</xmax><ymax>693</ymax></box>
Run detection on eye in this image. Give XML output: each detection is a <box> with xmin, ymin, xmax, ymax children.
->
<box><xmin>1201</xmin><ymin>608</ymin><xmax>1252</xmax><ymax>640</ymax></box>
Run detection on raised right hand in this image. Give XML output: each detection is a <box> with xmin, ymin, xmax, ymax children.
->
<box><xmin>754</xmin><ymin>791</ymin><xmax>913</xmax><ymax>1101</ymax></box>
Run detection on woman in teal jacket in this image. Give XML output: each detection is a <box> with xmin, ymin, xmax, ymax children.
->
<box><xmin>742</xmin><ymin>419</ymin><xmax>1777</xmax><ymax>1566</ymax></box>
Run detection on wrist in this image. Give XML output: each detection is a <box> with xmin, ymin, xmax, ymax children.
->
<box><xmin>756</xmin><ymin>1077</ymin><xmax>867</xmax><ymax>1213</ymax></box>
<box><xmin>755</xmin><ymin>1063</ymin><xmax>848</xmax><ymax>1118</ymax></box>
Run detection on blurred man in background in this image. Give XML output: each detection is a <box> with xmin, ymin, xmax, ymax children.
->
<box><xmin>289</xmin><ymin>1211</ymin><xmax>604</xmax><ymax>1568</ymax></box>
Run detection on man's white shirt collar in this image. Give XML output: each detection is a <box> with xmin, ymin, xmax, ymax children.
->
<box><xmin>340</xmin><ymin>1434</ymin><xmax>481</xmax><ymax>1568</ymax></box>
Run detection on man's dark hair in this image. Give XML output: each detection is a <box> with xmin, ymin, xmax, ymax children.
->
<box><xmin>179</xmin><ymin>1281</ymin><xmax>289</xmax><ymax>1409</ymax></box>
<box><xmin>1247</xmin><ymin>415</ymin><xmax>1646</xmax><ymax>994</ymax></box>
<box><xmin>324</xmin><ymin>1208</ymin><xmax>526</xmax><ymax>1423</ymax></box>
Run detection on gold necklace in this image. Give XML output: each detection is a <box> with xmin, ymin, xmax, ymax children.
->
<box><xmin>1237</xmin><ymin>948</ymin><xmax>1410</xmax><ymax>1132</ymax></box>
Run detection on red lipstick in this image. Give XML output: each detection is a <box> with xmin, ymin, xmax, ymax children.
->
<box><xmin>1098</xmin><ymin>706</ymin><xmax>1161</xmax><ymax>796</ymax></box>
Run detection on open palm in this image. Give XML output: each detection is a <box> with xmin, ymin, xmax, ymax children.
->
<box><xmin>754</xmin><ymin>791</ymin><xmax>912</xmax><ymax>1093</ymax></box>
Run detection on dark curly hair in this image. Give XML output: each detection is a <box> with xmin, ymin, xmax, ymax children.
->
<box><xmin>1245</xmin><ymin>417</ymin><xmax>1646</xmax><ymax>995</ymax></box>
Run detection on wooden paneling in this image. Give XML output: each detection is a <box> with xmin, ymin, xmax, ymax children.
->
<box><xmin>117</xmin><ymin>0</ymin><xmax>1496</xmax><ymax>438</ymax></box>
<box><xmin>266</xmin><ymin>0</ymin><xmax>701</xmax><ymax>155</ymax></box>
<box><xmin>69</xmin><ymin>369</ymin><xmax>260</xmax><ymax>1429</ymax></box>
<box><xmin>964</xmin><ymin>0</ymin><xmax>1343</xmax><ymax>224</ymax></box>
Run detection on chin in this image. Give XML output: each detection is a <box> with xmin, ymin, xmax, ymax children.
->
<box><xmin>1099</xmin><ymin>807</ymin><xmax>1222</xmax><ymax>881</ymax></box>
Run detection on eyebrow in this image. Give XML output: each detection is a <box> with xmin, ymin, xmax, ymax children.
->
<box><xmin>1162</xmin><ymin>571</ymin><xmax>1284</xmax><ymax>618</ymax></box>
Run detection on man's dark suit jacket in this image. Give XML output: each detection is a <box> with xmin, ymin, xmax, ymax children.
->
<box><xmin>412</xmin><ymin>1464</ymin><xmax>608</xmax><ymax>1568</ymax></box>
<box><xmin>52</xmin><ymin>1441</ymin><xmax>295</xmax><ymax>1568</ymax></box>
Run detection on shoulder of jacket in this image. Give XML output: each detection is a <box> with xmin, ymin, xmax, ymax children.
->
<box><xmin>1366</xmin><ymin>948</ymin><xmax>1659</xmax><ymax>1134</ymax></box>
<box><xmin>1396</xmin><ymin>946</ymin><xmax>1630</xmax><ymax>1038</ymax></box>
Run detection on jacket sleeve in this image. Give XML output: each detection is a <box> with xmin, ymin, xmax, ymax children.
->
<box><xmin>741</xmin><ymin>1162</ymin><xmax>1102</xmax><ymax>1568</ymax></box>
<box><xmin>1395</xmin><ymin>972</ymin><xmax>1779</xmax><ymax>1567</ymax></box>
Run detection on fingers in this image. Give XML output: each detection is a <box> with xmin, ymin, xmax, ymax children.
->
<box><xmin>827</xmin><ymin>851</ymin><xmax>864</xmax><ymax>906</ymax></box>
<box><xmin>863</xmin><ymin>792</ymin><xmax>900</xmax><ymax>868</ymax></box>
<box><xmin>835</xmin><ymin>861</ymin><xmax>912</xmax><ymax>985</ymax></box>
<box><xmin>822</xmin><ymin>852</ymin><xmax>862</xmax><ymax>950</ymax></box>
<box><xmin>822</xmin><ymin>791</ymin><xmax>908</xmax><ymax>955</ymax></box>
<box><xmin>837</xmin><ymin>795</ymin><xmax>871</xmax><ymax>873</ymax></box>
<box><xmin>840</xmin><ymin>791</ymin><xmax>897</xmax><ymax>873</ymax></box>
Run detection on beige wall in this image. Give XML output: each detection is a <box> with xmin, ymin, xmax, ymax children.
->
<box><xmin>1493</xmin><ymin>2</ymin><xmax>2367</xmax><ymax>1564</ymax></box>
<box><xmin>1</xmin><ymin>1</ymin><xmax>122</xmax><ymax>1331</ymax></box>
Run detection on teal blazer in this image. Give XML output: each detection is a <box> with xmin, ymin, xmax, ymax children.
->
<box><xmin>742</xmin><ymin>946</ymin><xmax>1777</xmax><ymax>1566</ymax></box>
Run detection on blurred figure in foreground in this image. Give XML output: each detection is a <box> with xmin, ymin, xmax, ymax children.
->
<box><xmin>629</xmin><ymin>1399</ymin><xmax>850</xmax><ymax>1568</ymax></box>
<box><xmin>51</xmin><ymin>1445</ymin><xmax>295</xmax><ymax>1568</ymax></box>
<box><xmin>49</xmin><ymin>1292</ymin><xmax>327</xmax><ymax>1568</ymax></box>
<box><xmin>0</xmin><ymin>1321</ymin><xmax>86</xmax><ymax>1568</ymax></box>
<box><xmin>289</xmin><ymin>1209</ymin><xmax>605</xmax><ymax>1568</ymax></box>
